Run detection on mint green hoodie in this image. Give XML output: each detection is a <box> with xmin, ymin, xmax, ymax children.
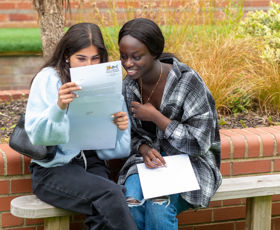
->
<box><xmin>25</xmin><ymin>67</ymin><xmax>130</xmax><ymax>168</ymax></box>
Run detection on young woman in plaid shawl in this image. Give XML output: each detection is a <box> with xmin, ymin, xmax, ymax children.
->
<box><xmin>117</xmin><ymin>18</ymin><xmax>222</xmax><ymax>230</ymax></box>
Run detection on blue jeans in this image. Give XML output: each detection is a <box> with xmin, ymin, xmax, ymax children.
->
<box><xmin>125</xmin><ymin>173</ymin><xmax>192</xmax><ymax>230</ymax></box>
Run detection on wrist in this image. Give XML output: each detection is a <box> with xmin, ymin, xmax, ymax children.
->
<box><xmin>150</xmin><ymin>109</ymin><xmax>161</xmax><ymax>123</ymax></box>
<box><xmin>151</xmin><ymin>110</ymin><xmax>170</xmax><ymax>131</ymax></box>
<box><xmin>139</xmin><ymin>144</ymin><xmax>151</xmax><ymax>157</ymax></box>
<box><xmin>57</xmin><ymin>101</ymin><xmax>66</xmax><ymax>110</ymax></box>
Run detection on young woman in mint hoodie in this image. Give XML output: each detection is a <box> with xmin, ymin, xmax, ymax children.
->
<box><xmin>25</xmin><ymin>22</ymin><xmax>137</xmax><ymax>230</ymax></box>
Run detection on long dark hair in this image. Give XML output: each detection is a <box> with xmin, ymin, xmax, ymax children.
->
<box><xmin>34</xmin><ymin>23</ymin><xmax>108</xmax><ymax>85</ymax></box>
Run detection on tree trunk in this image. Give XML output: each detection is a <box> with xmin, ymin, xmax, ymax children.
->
<box><xmin>33</xmin><ymin>0</ymin><xmax>65</xmax><ymax>59</ymax></box>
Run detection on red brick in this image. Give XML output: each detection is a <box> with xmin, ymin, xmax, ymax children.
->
<box><xmin>0</xmin><ymin>196</ymin><xmax>14</xmax><ymax>211</ymax></box>
<box><xmin>1</xmin><ymin>144</ymin><xmax>22</xmax><ymax>175</ymax></box>
<box><xmin>116</xmin><ymin>1</ymin><xmax>139</xmax><ymax>8</ymax></box>
<box><xmin>10</xmin><ymin>14</ymin><xmax>36</xmax><ymax>21</ymax></box>
<box><xmin>178</xmin><ymin>209</ymin><xmax>212</xmax><ymax>225</ymax></box>
<box><xmin>4</xmin><ymin>227</ymin><xmax>36</xmax><ymax>230</ymax></box>
<box><xmin>272</xmin><ymin>195</ymin><xmax>280</xmax><ymax>201</ymax></box>
<box><xmin>196</xmin><ymin>222</ymin><xmax>234</xmax><ymax>230</ymax></box>
<box><xmin>95</xmin><ymin>1</ymin><xmax>110</xmax><ymax>8</ymax></box>
<box><xmin>220</xmin><ymin>162</ymin><xmax>231</xmax><ymax>176</ymax></box>
<box><xmin>16</xmin><ymin>2</ymin><xmax>34</xmax><ymax>10</ymax></box>
<box><xmin>244</xmin><ymin>0</ymin><xmax>270</xmax><ymax>7</ymax></box>
<box><xmin>223</xmin><ymin>198</ymin><xmax>244</xmax><ymax>206</ymax></box>
<box><xmin>177</xmin><ymin>226</ymin><xmax>193</xmax><ymax>230</ymax></box>
<box><xmin>245</xmin><ymin>128</ymin><xmax>275</xmax><ymax>156</ymax></box>
<box><xmin>2</xmin><ymin>212</ymin><xmax>23</xmax><ymax>227</ymax></box>
<box><xmin>274</xmin><ymin>218</ymin><xmax>280</xmax><ymax>230</ymax></box>
<box><xmin>19</xmin><ymin>89</ymin><xmax>30</xmax><ymax>98</ymax></box>
<box><xmin>214</xmin><ymin>206</ymin><xmax>246</xmax><ymax>221</ymax></box>
<box><xmin>0</xmin><ymin>90</ymin><xmax>24</xmax><ymax>100</ymax></box>
<box><xmin>0</xmin><ymin>14</ymin><xmax>9</xmax><ymax>22</ymax></box>
<box><xmin>0</xmin><ymin>180</ymin><xmax>9</xmax><ymax>194</ymax></box>
<box><xmin>11</xmin><ymin>178</ymin><xmax>32</xmax><ymax>193</ymax></box>
<box><xmin>232</xmin><ymin>160</ymin><xmax>271</xmax><ymax>175</ymax></box>
<box><xmin>231</xmin><ymin>129</ymin><xmax>260</xmax><ymax>158</ymax></box>
<box><xmin>208</xmin><ymin>200</ymin><xmax>222</xmax><ymax>208</ymax></box>
<box><xmin>220</xmin><ymin>130</ymin><xmax>246</xmax><ymax>158</ymax></box>
<box><xmin>0</xmin><ymin>91</ymin><xmax>12</xmax><ymax>101</ymax></box>
<box><xmin>236</xmin><ymin>221</ymin><xmax>246</xmax><ymax>230</ymax></box>
<box><xmin>220</xmin><ymin>133</ymin><xmax>231</xmax><ymax>159</ymax></box>
<box><xmin>26</xmin><ymin>218</ymin><xmax>44</xmax><ymax>225</ymax></box>
<box><xmin>0</xmin><ymin>3</ymin><xmax>15</xmax><ymax>9</ymax></box>
<box><xmin>260</xmin><ymin>127</ymin><xmax>280</xmax><ymax>155</ymax></box>
<box><xmin>274</xmin><ymin>159</ymin><xmax>280</xmax><ymax>172</ymax></box>
<box><xmin>4</xmin><ymin>90</ymin><xmax>24</xmax><ymax>100</ymax></box>
<box><xmin>272</xmin><ymin>203</ymin><xmax>280</xmax><ymax>216</ymax></box>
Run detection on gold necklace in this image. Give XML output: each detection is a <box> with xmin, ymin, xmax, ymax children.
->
<box><xmin>139</xmin><ymin>63</ymin><xmax>162</xmax><ymax>104</ymax></box>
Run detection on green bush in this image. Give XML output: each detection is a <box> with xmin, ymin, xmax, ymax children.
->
<box><xmin>237</xmin><ymin>1</ymin><xmax>280</xmax><ymax>63</ymax></box>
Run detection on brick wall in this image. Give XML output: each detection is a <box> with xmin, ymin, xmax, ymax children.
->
<box><xmin>0</xmin><ymin>57</ymin><xmax>44</xmax><ymax>91</ymax></box>
<box><xmin>0</xmin><ymin>90</ymin><xmax>280</xmax><ymax>229</ymax></box>
<box><xmin>1</xmin><ymin>0</ymin><xmax>280</xmax><ymax>28</ymax></box>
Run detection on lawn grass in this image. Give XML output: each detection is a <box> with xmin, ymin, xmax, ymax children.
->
<box><xmin>0</xmin><ymin>28</ymin><xmax>42</xmax><ymax>54</ymax></box>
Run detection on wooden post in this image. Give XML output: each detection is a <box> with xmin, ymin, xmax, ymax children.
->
<box><xmin>245</xmin><ymin>195</ymin><xmax>272</xmax><ymax>230</ymax></box>
<box><xmin>44</xmin><ymin>216</ymin><xmax>70</xmax><ymax>230</ymax></box>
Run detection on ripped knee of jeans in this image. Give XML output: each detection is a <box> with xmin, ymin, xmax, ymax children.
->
<box><xmin>151</xmin><ymin>196</ymin><xmax>170</xmax><ymax>207</ymax></box>
<box><xmin>126</xmin><ymin>197</ymin><xmax>145</xmax><ymax>207</ymax></box>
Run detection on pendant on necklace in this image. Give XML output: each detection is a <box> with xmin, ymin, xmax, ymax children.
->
<box><xmin>139</xmin><ymin>63</ymin><xmax>163</xmax><ymax>104</ymax></box>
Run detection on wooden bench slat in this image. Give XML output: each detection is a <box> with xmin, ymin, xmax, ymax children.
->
<box><xmin>11</xmin><ymin>195</ymin><xmax>74</xmax><ymax>218</ymax></box>
<box><xmin>211</xmin><ymin>174</ymin><xmax>280</xmax><ymax>201</ymax></box>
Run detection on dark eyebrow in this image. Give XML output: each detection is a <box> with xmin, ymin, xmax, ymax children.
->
<box><xmin>76</xmin><ymin>54</ymin><xmax>100</xmax><ymax>58</ymax></box>
<box><xmin>120</xmin><ymin>51</ymin><xmax>142</xmax><ymax>56</ymax></box>
<box><xmin>91</xmin><ymin>54</ymin><xmax>100</xmax><ymax>58</ymax></box>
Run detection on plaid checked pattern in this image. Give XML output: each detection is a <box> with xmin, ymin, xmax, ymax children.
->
<box><xmin>118</xmin><ymin>57</ymin><xmax>222</xmax><ymax>208</ymax></box>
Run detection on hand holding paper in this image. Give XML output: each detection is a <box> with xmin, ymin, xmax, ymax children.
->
<box><xmin>112</xmin><ymin>111</ymin><xmax>129</xmax><ymax>131</ymax></box>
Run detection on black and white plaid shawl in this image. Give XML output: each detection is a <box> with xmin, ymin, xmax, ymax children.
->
<box><xmin>118</xmin><ymin>57</ymin><xmax>222</xmax><ymax>208</ymax></box>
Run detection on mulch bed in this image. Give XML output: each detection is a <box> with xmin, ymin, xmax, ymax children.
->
<box><xmin>1</xmin><ymin>98</ymin><xmax>280</xmax><ymax>143</ymax></box>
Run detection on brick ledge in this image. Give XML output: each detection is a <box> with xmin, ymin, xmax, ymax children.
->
<box><xmin>0</xmin><ymin>89</ymin><xmax>30</xmax><ymax>101</ymax></box>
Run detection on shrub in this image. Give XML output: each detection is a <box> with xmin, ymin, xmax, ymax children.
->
<box><xmin>237</xmin><ymin>1</ymin><xmax>280</xmax><ymax>64</ymax></box>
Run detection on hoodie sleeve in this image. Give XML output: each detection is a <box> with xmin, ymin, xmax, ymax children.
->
<box><xmin>25</xmin><ymin>67</ymin><xmax>70</xmax><ymax>146</ymax></box>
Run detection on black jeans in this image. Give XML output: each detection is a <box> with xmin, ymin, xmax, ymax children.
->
<box><xmin>29</xmin><ymin>150</ymin><xmax>138</xmax><ymax>230</ymax></box>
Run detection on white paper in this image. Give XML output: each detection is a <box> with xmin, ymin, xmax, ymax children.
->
<box><xmin>137</xmin><ymin>154</ymin><xmax>200</xmax><ymax>199</ymax></box>
<box><xmin>67</xmin><ymin>61</ymin><xmax>123</xmax><ymax>150</ymax></box>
